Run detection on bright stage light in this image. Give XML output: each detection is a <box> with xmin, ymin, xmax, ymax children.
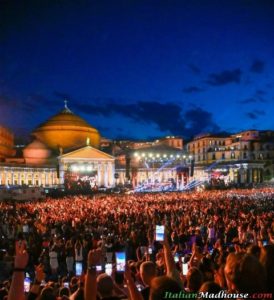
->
<box><xmin>163</xmin><ymin>154</ymin><xmax>167</xmax><ymax>158</ymax></box>
<box><xmin>176</xmin><ymin>155</ymin><xmax>180</xmax><ymax>158</ymax></box>
<box><xmin>142</xmin><ymin>153</ymin><xmax>145</xmax><ymax>157</ymax></box>
<box><xmin>80</xmin><ymin>165</ymin><xmax>85</xmax><ymax>172</ymax></box>
<box><xmin>71</xmin><ymin>165</ymin><xmax>79</xmax><ymax>172</ymax></box>
<box><xmin>86</xmin><ymin>165</ymin><xmax>92</xmax><ymax>172</ymax></box>
<box><xmin>156</xmin><ymin>153</ymin><xmax>160</xmax><ymax>157</ymax></box>
<box><xmin>134</xmin><ymin>152</ymin><xmax>138</xmax><ymax>157</ymax></box>
<box><xmin>149</xmin><ymin>153</ymin><xmax>152</xmax><ymax>157</ymax></box>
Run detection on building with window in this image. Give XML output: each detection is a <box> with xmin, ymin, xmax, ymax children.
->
<box><xmin>187</xmin><ymin>130</ymin><xmax>274</xmax><ymax>184</ymax></box>
<box><xmin>0</xmin><ymin>103</ymin><xmax>114</xmax><ymax>189</ymax></box>
<box><xmin>0</xmin><ymin>126</ymin><xmax>15</xmax><ymax>160</ymax></box>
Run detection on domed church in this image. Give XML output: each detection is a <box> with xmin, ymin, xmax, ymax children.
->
<box><xmin>0</xmin><ymin>102</ymin><xmax>115</xmax><ymax>188</ymax></box>
<box><xmin>32</xmin><ymin>101</ymin><xmax>100</xmax><ymax>150</ymax></box>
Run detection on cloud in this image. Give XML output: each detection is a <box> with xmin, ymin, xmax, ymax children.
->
<box><xmin>239</xmin><ymin>89</ymin><xmax>267</xmax><ymax>104</ymax></box>
<box><xmin>184</xmin><ymin>107</ymin><xmax>220</xmax><ymax>137</ymax></box>
<box><xmin>255</xmin><ymin>89</ymin><xmax>266</xmax><ymax>96</ymax></box>
<box><xmin>240</xmin><ymin>98</ymin><xmax>257</xmax><ymax>104</ymax></box>
<box><xmin>206</xmin><ymin>69</ymin><xmax>242</xmax><ymax>86</ymax></box>
<box><xmin>246</xmin><ymin>110</ymin><xmax>265</xmax><ymax>120</ymax></box>
<box><xmin>182</xmin><ymin>86</ymin><xmax>204</xmax><ymax>93</ymax></box>
<box><xmin>250</xmin><ymin>59</ymin><xmax>265</xmax><ymax>73</ymax></box>
<box><xmin>74</xmin><ymin>100</ymin><xmax>219</xmax><ymax>138</ymax></box>
<box><xmin>187</xmin><ymin>64</ymin><xmax>201</xmax><ymax>75</ymax></box>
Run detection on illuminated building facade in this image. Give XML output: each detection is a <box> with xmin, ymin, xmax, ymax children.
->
<box><xmin>0</xmin><ymin>126</ymin><xmax>15</xmax><ymax>160</ymax></box>
<box><xmin>1</xmin><ymin>103</ymin><xmax>274</xmax><ymax>190</ymax></box>
<box><xmin>0</xmin><ymin>164</ymin><xmax>58</xmax><ymax>186</ymax></box>
<box><xmin>58</xmin><ymin>146</ymin><xmax>115</xmax><ymax>188</ymax></box>
<box><xmin>187</xmin><ymin>130</ymin><xmax>274</xmax><ymax>184</ymax></box>
<box><xmin>0</xmin><ymin>103</ymin><xmax>114</xmax><ymax>189</ymax></box>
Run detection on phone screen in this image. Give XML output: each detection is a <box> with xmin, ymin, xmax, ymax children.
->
<box><xmin>105</xmin><ymin>263</ymin><xmax>112</xmax><ymax>276</ymax></box>
<box><xmin>156</xmin><ymin>225</ymin><xmax>164</xmax><ymax>241</ymax></box>
<box><xmin>24</xmin><ymin>278</ymin><xmax>31</xmax><ymax>293</ymax></box>
<box><xmin>263</xmin><ymin>240</ymin><xmax>268</xmax><ymax>246</ymax></box>
<box><xmin>136</xmin><ymin>283</ymin><xmax>143</xmax><ymax>291</ymax></box>
<box><xmin>64</xmin><ymin>282</ymin><xmax>69</xmax><ymax>288</ymax></box>
<box><xmin>182</xmin><ymin>263</ymin><xmax>188</xmax><ymax>276</ymax></box>
<box><xmin>96</xmin><ymin>265</ymin><xmax>102</xmax><ymax>272</ymax></box>
<box><xmin>148</xmin><ymin>247</ymin><xmax>152</xmax><ymax>254</ymax></box>
<box><xmin>174</xmin><ymin>253</ymin><xmax>179</xmax><ymax>263</ymax></box>
<box><xmin>75</xmin><ymin>262</ymin><xmax>83</xmax><ymax>276</ymax></box>
<box><xmin>116</xmin><ymin>252</ymin><xmax>126</xmax><ymax>272</ymax></box>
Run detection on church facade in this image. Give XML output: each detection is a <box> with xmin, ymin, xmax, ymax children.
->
<box><xmin>0</xmin><ymin>103</ymin><xmax>115</xmax><ymax>189</ymax></box>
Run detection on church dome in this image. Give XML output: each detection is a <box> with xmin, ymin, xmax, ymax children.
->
<box><xmin>23</xmin><ymin>139</ymin><xmax>52</xmax><ymax>165</ymax></box>
<box><xmin>32</xmin><ymin>103</ymin><xmax>100</xmax><ymax>150</ymax></box>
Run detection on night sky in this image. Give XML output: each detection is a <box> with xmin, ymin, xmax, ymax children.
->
<box><xmin>1</xmin><ymin>0</ymin><xmax>274</xmax><ymax>142</ymax></box>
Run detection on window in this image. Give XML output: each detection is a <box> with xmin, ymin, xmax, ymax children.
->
<box><xmin>243</xmin><ymin>152</ymin><xmax>247</xmax><ymax>159</ymax></box>
<box><xmin>222</xmin><ymin>153</ymin><xmax>225</xmax><ymax>159</ymax></box>
<box><xmin>212</xmin><ymin>154</ymin><xmax>216</xmax><ymax>160</ymax></box>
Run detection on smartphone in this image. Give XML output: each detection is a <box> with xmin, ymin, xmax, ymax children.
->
<box><xmin>148</xmin><ymin>247</ymin><xmax>153</xmax><ymax>254</ymax></box>
<box><xmin>40</xmin><ymin>280</ymin><xmax>46</xmax><ymax>287</ymax></box>
<box><xmin>263</xmin><ymin>240</ymin><xmax>268</xmax><ymax>246</ymax></box>
<box><xmin>105</xmin><ymin>263</ymin><xmax>112</xmax><ymax>276</ymax></box>
<box><xmin>116</xmin><ymin>252</ymin><xmax>126</xmax><ymax>272</ymax></box>
<box><xmin>75</xmin><ymin>262</ymin><xmax>83</xmax><ymax>276</ymax></box>
<box><xmin>24</xmin><ymin>277</ymin><xmax>31</xmax><ymax>293</ymax></box>
<box><xmin>64</xmin><ymin>282</ymin><xmax>69</xmax><ymax>288</ymax></box>
<box><xmin>136</xmin><ymin>283</ymin><xmax>143</xmax><ymax>291</ymax></box>
<box><xmin>174</xmin><ymin>253</ymin><xmax>179</xmax><ymax>263</ymax></box>
<box><xmin>155</xmin><ymin>225</ymin><xmax>164</xmax><ymax>242</ymax></box>
<box><xmin>96</xmin><ymin>265</ymin><xmax>102</xmax><ymax>272</ymax></box>
<box><xmin>182</xmin><ymin>263</ymin><xmax>188</xmax><ymax>276</ymax></box>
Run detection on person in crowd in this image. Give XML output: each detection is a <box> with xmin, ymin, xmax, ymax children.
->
<box><xmin>0</xmin><ymin>188</ymin><xmax>273</xmax><ymax>299</ymax></box>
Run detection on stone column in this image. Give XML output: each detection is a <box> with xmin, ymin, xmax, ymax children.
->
<box><xmin>104</xmin><ymin>163</ymin><xmax>108</xmax><ymax>187</ymax></box>
<box><xmin>97</xmin><ymin>163</ymin><xmax>101</xmax><ymax>186</ymax></box>
<box><xmin>109</xmin><ymin>162</ymin><xmax>115</xmax><ymax>186</ymax></box>
<box><xmin>59</xmin><ymin>159</ymin><xmax>65</xmax><ymax>185</ymax></box>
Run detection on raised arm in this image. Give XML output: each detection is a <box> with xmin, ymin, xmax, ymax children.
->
<box><xmin>124</xmin><ymin>264</ymin><xmax>144</xmax><ymax>300</ymax></box>
<box><xmin>8</xmin><ymin>242</ymin><xmax>29</xmax><ymax>300</ymax></box>
<box><xmin>85</xmin><ymin>249</ymin><xmax>102</xmax><ymax>300</ymax></box>
<box><xmin>163</xmin><ymin>233</ymin><xmax>183</xmax><ymax>288</ymax></box>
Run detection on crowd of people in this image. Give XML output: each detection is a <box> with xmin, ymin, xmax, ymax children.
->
<box><xmin>0</xmin><ymin>188</ymin><xmax>273</xmax><ymax>300</ymax></box>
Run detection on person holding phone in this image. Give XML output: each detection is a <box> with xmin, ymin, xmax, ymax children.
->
<box><xmin>7</xmin><ymin>242</ymin><xmax>29</xmax><ymax>300</ymax></box>
<box><xmin>85</xmin><ymin>248</ymin><xmax>102</xmax><ymax>300</ymax></box>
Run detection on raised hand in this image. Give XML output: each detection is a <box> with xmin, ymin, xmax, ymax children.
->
<box><xmin>87</xmin><ymin>248</ymin><xmax>102</xmax><ymax>266</ymax></box>
<box><xmin>14</xmin><ymin>241</ymin><xmax>29</xmax><ymax>269</ymax></box>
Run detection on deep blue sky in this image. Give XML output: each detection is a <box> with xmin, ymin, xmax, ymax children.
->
<box><xmin>0</xmin><ymin>0</ymin><xmax>274</xmax><ymax>141</ymax></box>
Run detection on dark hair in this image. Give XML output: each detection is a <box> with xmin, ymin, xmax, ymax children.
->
<box><xmin>149</xmin><ymin>276</ymin><xmax>182</xmax><ymax>300</ymax></box>
<box><xmin>199</xmin><ymin>281</ymin><xmax>221</xmax><ymax>293</ymax></box>
<box><xmin>186</xmin><ymin>267</ymin><xmax>203</xmax><ymax>292</ymax></box>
